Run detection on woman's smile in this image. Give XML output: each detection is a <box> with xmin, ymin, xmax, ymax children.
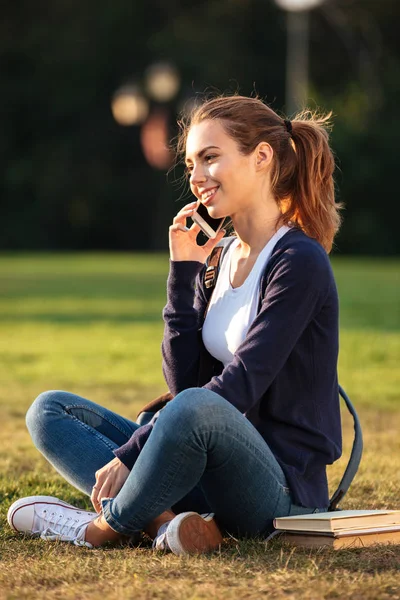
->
<box><xmin>186</xmin><ymin>120</ymin><xmax>257</xmax><ymax>220</ymax></box>
<box><xmin>198</xmin><ymin>186</ymin><xmax>220</xmax><ymax>206</ymax></box>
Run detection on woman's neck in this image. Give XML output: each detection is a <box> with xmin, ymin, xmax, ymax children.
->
<box><xmin>230</xmin><ymin>200</ymin><xmax>282</xmax><ymax>257</ymax></box>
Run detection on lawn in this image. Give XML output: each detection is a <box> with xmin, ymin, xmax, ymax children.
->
<box><xmin>0</xmin><ymin>253</ymin><xmax>399</xmax><ymax>600</ymax></box>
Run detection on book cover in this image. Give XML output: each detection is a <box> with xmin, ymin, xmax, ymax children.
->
<box><xmin>274</xmin><ymin>510</ymin><xmax>400</xmax><ymax>533</ymax></box>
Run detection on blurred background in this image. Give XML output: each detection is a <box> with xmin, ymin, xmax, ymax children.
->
<box><xmin>1</xmin><ymin>0</ymin><xmax>399</xmax><ymax>255</ymax></box>
<box><xmin>0</xmin><ymin>7</ymin><xmax>399</xmax><ymax>586</ymax></box>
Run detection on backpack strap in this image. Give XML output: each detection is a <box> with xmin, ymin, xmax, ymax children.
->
<box><xmin>203</xmin><ymin>238</ymin><xmax>236</xmax><ymax>292</ymax></box>
<box><xmin>328</xmin><ymin>385</ymin><xmax>363</xmax><ymax>511</ymax></box>
<box><xmin>204</xmin><ymin>246</ymin><xmax>224</xmax><ymax>289</ymax></box>
<box><xmin>136</xmin><ymin>391</ymin><xmax>174</xmax><ymax>419</ymax></box>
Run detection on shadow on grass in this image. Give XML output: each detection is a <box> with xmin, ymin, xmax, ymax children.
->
<box><xmin>2</xmin><ymin>474</ymin><xmax>399</xmax><ymax>577</ymax></box>
<box><xmin>222</xmin><ymin>537</ymin><xmax>400</xmax><ymax>574</ymax></box>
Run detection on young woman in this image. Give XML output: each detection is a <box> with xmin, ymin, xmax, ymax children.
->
<box><xmin>8</xmin><ymin>95</ymin><xmax>342</xmax><ymax>554</ymax></box>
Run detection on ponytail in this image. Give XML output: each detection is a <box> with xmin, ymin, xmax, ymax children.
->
<box><xmin>278</xmin><ymin>111</ymin><xmax>341</xmax><ymax>253</ymax></box>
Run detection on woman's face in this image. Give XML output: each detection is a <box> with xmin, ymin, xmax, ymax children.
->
<box><xmin>185</xmin><ymin>119</ymin><xmax>259</xmax><ymax>220</ymax></box>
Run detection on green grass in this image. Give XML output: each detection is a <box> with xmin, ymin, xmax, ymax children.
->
<box><xmin>0</xmin><ymin>253</ymin><xmax>399</xmax><ymax>600</ymax></box>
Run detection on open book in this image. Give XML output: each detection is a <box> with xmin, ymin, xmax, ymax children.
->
<box><xmin>274</xmin><ymin>510</ymin><xmax>400</xmax><ymax>533</ymax></box>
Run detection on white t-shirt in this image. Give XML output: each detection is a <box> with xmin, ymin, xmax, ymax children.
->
<box><xmin>202</xmin><ymin>226</ymin><xmax>290</xmax><ymax>366</ymax></box>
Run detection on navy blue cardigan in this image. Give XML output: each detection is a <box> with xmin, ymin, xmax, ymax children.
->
<box><xmin>115</xmin><ymin>228</ymin><xmax>342</xmax><ymax>508</ymax></box>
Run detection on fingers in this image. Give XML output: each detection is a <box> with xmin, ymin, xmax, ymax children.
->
<box><xmin>91</xmin><ymin>470</ymin><xmax>107</xmax><ymax>513</ymax></box>
<box><xmin>182</xmin><ymin>200</ymin><xmax>198</xmax><ymax>212</ymax></box>
<box><xmin>189</xmin><ymin>221</ymin><xmax>201</xmax><ymax>234</ymax></box>
<box><xmin>202</xmin><ymin>228</ymin><xmax>226</xmax><ymax>253</ymax></box>
<box><xmin>91</xmin><ymin>480</ymin><xmax>111</xmax><ymax>513</ymax></box>
<box><xmin>172</xmin><ymin>201</ymin><xmax>198</xmax><ymax>226</ymax></box>
<box><xmin>169</xmin><ymin>205</ymin><xmax>201</xmax><ymax>238</ymax></box>
<box><xmin>98</xmin><ymin>482</ymin><xmax>111</xmax><ymax>507</ymax></box>
<box><xmin>90</xmin><ymin>485</ymin><xmax>101</xmax><ymax>513</ymax></box>
<box><xmin>169</xmin><ymin>224</ymin><xmax>189</xmax><ymax>234</ymax></box>
<box><xmin>90</xmin><ymin>458</ymin><xmax>130</xmax><ymax>513</ymax></box>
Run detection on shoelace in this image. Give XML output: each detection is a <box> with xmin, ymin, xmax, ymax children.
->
<box><xmin>38</xmin><ymin>509</ymin><xmax>93</xmax><ymax>546</ymax></box>
<box><xmin>152</xmin><ymin>521</ymin><xmax>170</xmax><ymax>551</ymax></box>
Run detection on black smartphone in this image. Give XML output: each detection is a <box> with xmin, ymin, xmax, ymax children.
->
<box><xmin>191</xmin><ymin>202</ymin><xmax>225</xmax><ymax>239</ymax></box>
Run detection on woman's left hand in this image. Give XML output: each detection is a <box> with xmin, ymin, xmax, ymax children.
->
<box><xmin>169</xmin><ymin>202</ymin><xmax>225</xmax><ymax>262</ymax></box>
<box><xmin>90</xmin><ymin>456</ymin><xmax>130</xmax><ymax>513</ymax></box>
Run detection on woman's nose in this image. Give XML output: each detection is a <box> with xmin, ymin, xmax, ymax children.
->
<box><xmin>190</xmin><ymin>164</ymin><xmax>206</xmax><ymax>184</ymax></box>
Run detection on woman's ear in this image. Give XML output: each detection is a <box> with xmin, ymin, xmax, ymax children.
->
<box><xmin>255</xmin><ymin>142</ymin><xmax>273</xmax><ymax>170</ymax></box>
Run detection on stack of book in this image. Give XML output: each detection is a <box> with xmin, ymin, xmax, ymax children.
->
<box><xmin>273</xmin><ymin>510</ymin><xmax>400</xmax><ymax>549</ymax></box>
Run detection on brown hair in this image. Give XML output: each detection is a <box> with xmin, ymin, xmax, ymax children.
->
<box><xmin>177</xmin><ymin>95</ymin><xmax>342</xmax><ymax>253</ymax></box>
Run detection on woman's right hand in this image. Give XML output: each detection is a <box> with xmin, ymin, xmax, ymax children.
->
<box><xmin>90</xmin><ymin>456</ymin><xmax>130</xmax><ymax>513</ymax></box>
<box><xmin>169</xmin><ymin>201</ymin><xmax>225</xmax><ymax>263</ymax></box>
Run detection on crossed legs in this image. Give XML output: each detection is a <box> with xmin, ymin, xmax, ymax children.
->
<box><xmin>26</xmin><ymin>388</ymin><xmax>293</xmax><ymax>543</ymax></box>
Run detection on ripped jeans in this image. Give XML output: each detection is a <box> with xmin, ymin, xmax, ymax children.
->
<box><xmin>26</xmin><ymin>387</ymin><xmax>321</xmax><ymax>537</ymax></box>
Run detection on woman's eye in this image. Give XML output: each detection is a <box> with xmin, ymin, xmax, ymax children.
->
<box><xmin>205</xmin><ymin>155</ymin><xmax>216</xmax><ymax>162</ymax></box>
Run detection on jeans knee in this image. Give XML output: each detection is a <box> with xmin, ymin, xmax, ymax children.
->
<box><xmin>162</xmin><ymin>388</ymin><xmax>228</xmax><ymax>431</ymax></box>
<box><xmin>26</xmin><ymin>390</ymin><xmax>63</xmax><ymax>443</ymax></box>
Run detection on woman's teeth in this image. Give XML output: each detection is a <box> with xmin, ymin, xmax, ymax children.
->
<box><xmin>202</xmin><ymin>188</ymin><xmax>218</xmax><ymax>201</ymax></box>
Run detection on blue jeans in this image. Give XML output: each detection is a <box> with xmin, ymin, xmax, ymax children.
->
<box><xmin>26</xmin><ymin>387</ymin><xmax>318</xmax><ymax>537</ymax></box>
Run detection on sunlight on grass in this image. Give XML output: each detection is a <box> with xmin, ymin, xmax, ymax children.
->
<box><xmin>0</xmin><ymin>323</ymin><xmax>165</xmax><ymax>390</ymax></box>
<box><xmin>0</xmin><ymin>253</ymin><xmax>399</xmax><ymax>600</ymax></box>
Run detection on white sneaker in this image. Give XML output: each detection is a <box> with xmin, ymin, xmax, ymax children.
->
<box><xmin>7</xmin><ymin>496</ymin><xmax>97</xmax><ymax>548</ymax></box>
<box><xmin>153</xmin><ymin>511</ymin><xmax>223</xmax><ymax>555</ymax></box>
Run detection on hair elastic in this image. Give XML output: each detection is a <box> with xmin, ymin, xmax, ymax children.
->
<box><xmin>284</xmin><ymin>119</ymin><xmax>293</xmax><ymax>135</ymax></box>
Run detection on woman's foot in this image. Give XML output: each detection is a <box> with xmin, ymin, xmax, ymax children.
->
<box><xmin>153</xmin><ymin>511</ymin><xmax>223</xmax><ymax>555</ymax></box>
<box><xmin>85</xmin><ymin>513</ymin><xmax>125</xmax><ymax>546</ymax></box>
<box><xmin>7</xmin><ymin>496</ymin><xmax>97</xmax><ymax>547</ymax></box>
<box><xmin>145</xmin><ymin>509</ymin><xmax>176</xmax><ymax>539</ymax></box>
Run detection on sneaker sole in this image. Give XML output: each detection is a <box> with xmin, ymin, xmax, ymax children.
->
<box><xmin>166</xmin><ymin>512</ymin><xmax>223</xmax><ymax>555</ymax></box>
<box><xmin>7</xmin><ymin>496</ymin><xmax>89</xmax><ymax>533</ymax></box>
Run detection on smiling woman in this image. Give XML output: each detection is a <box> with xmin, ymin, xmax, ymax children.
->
<box><xmin>184</xmin><ymin>121</ymin><xmax>277</xmax><ymax>223</ymax></box>
<box><xmin>178</xmin><ymin>95</ymin><xmax>341</xmax><ymax>252</ymax></box>
<box><xmin>9</xmin><ymin>95</ymin><xmax>343</xmax><ymax>556</ymax></box>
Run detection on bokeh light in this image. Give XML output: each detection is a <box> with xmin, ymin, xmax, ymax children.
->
<box><xmin>145</xmin><ymin>63</ymin><xmax>180</xmax><ymax>102</ymax></box>
<box><xmin>140</xmin><ymin>109</ymin><xmax>173</xmax><ymax>170</ymax></box>
<box><xmin>274</xmin><ymin>0</ymin><xmax>325</xmax><ymax>11</ymax></box>
<box><xmin>111</xmin><ymin>85</ymin><xmax>149</xmax><ymax>126</ymax></box>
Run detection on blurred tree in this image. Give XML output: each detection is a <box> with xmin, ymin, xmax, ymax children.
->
<box><xmin>312</xmin><ymin>0</ymin><xmax>400</xmax><ymax>254</ymax></box>
<box><xmin>0</xmin><ymin>0</ymin><xmax>398</xmax><ymax>253</ymax></box>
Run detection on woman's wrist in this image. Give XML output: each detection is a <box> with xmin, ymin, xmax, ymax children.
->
<box><xmin>167</xmin><ymin>260</ymin><xmax>203</xmax><ymax>288</ymax></box>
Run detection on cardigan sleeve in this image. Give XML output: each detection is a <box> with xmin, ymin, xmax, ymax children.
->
<box><xmin>113</xmin><ymin>421</ymin><xmax>155</xmax><ymax>469</ymax></box>
<box><xmin>113</xmin><ymin>259</ymin><xmax>208</xmax><ymax>468</ymax></box>
<box><xmin>161</xmin><ymin>259</ymin><xmax>208</xmax><ymax>395</ymax></box>
<box><xmin>203</xmin><ymin>242</ymin><xmax>332</xmax><ymax>413</ymax></box>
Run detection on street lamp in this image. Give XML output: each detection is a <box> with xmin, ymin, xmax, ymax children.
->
<box><xmin>274</xmin><ymin>0</ymin><xmax>326</xmax><ymax>115</ymax></box>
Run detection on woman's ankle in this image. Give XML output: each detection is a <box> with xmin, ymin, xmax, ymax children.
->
<box><xmin>145</xmin><ymin>509</ymin><xmax>176</xmax><ymax>539</ymax></box>
<box><xmin>85</xmin><ymin>514</ymin><xmax>125</xmax><ymax>547</ymax></box>
<box><xmin>85</xmin><ymin>509</ymin><xmax>176</xmax><ymax>546</ymax></box>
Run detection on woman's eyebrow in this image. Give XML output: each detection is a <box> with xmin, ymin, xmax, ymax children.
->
<box><xmin>185</xmin><ymin>145</ymin><xmax>220</xmax><ymax>164</ymax></box>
